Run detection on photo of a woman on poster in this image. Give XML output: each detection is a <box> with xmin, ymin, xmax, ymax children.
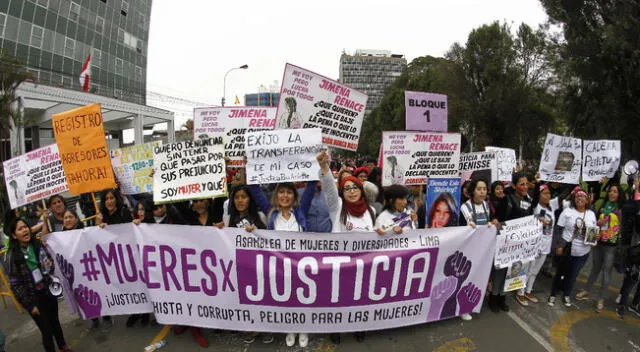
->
<box><xmin>428</xmin><ymin>192</ymin><xmax>459</xmax><ymax>228</ymax></box>
<box><xmin>277</xmin><ymin>97</ymin><xmax>302</xmax><ymax>129</ymax></box>
<box><xmin>383</xmin><ymin>156</ymin><xmax>405</xmax><ymax>185</ymax></box>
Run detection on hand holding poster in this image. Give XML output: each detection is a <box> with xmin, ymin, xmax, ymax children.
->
<box><xmin>153</xmin><ymin>137</ymin><xmax>226</xmax><ymax>202</ymax></box>
<box><xmin>538</xmin><ymin>133</ymin><xmax>582</xmax><ymax>184</ymax></box>
<box><xmin>194</xmin><ymin>107</ymin><xmax>277</xmax><ymax>167</ymax></box>
<box><xmin>494</xmin><ymin>215</ymin><xmax>542</xmax><ymax>268</ymax></box>
<box><xmin>245</xmin><ymin>128</ymin><xmax>322</xmax><ymax>185</ymax></box>
<box><xmin>3</xmin><ymin>144</ymin><xmax>68</xmax><ymax>209</ymax></box>
<box><xmin>404</xmin><ymin>91</ymin><xmax>448</xmax><ymax>132</ymax></box>
<box><xmin>582</xmin><ymin>139</ymin><xmax>621</xmax><ymax>182</ymax></box>
<box><xmin>485</xmin><ymin>147</ymin><xmax>516</xmax><ymax>182</ymax></box>
<box><xmin>381</xmin><ymin>132</ymin><xmax>461</xmax><ymax>186</ymax></box>
<box><xmin>110</xmin><ymin>141</ymin><xmax>161</xmax><ymax>195</ymax></box>
<box><xmin>276</xmin><ymin>63</ymin><xmax>367</xmax><ymax>151</ymax></box>
<box><xmin>52</xmin><ymin>103</ymin><xmax>116</xmax><ymax>194</ymax></box>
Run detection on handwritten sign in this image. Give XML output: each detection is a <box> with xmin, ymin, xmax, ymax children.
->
<box><xmin>194</xmin><ymin>107</ymin><xmax>277</xmax><ymax>167</ymax></box>
<box><xmin>485</xmin><ymin>147</ymin><xmax>516</xmax><ymax>182</ymax></box>
<box><xmin>494</xmin><ymin>215</ymin><xmax>542</xmax><ymax>268</ymax></box>
<box><xmin>276</xmin><ymin>63</ymin><xmax>367</xmax><ymax>151</ymax></box>
<box><xmin>582</xmin><ymin>139</ymin><xmax>621</xmax><ymax>182</ymax></box>
<box><xmin>381</xmin><ymin>132</ymin><xmax>461</xmax><ymax>186</ymax></box>
<box><xmin>538</xmin><ymin>133</ymin><xmax>582</xmax><ymax>184</ymax></box>
<box><xmin>404</xmin><ymin>91</ymin><xmax>448</xmax><ymax>132</ymax></box>
<box><xmin>52</xmin><ymin>103</ymin><xmax>116</xmax><ymax>194</ymax></box>
<box><xmin>245</xmin><ymin>128</ymin><xmax>323</xmax><ymax>185</ymax></box>
<box><xmin>3</xmin><ymin>144</ymin><xmax>68</xmax><ymax>209</ymax></box>
<box><xmin>153</xmin><ymin>137</ymin><xmax>226</xmax><ymax>203</ymax></box>
<box><xmin>110</xmin><ymin>141</ymin><xmax>161</xmax><ymax>195</ymax></box>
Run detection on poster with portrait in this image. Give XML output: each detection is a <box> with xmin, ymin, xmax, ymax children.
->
<box><xmin>425</xmin><ymin>178</ymin><xmax>461</xmax><ymax>228</ymax></box>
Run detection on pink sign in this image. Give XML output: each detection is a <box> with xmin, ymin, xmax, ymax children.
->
<box><xmin>405</xmin><ymin>91</ymin><xmax>448</xmax><ymax>132</ymax></box>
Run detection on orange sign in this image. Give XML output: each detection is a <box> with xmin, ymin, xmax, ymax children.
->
<box><xmin>52</xmin><ymin>103</ymin><xmax>116</xmax><ymax>194</ymax></box>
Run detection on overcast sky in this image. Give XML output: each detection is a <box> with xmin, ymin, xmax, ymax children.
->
<box><xmin>145</xmin><ymin>0</ymin><xmax>549</xmax><ymax>125</ymax></box>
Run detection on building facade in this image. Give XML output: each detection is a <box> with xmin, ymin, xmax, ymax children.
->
<box><xmin>245</xmin><ymin>92</ymin><xmax>280</xmax><ymax>107</ymax></box>
<box><xmin>339</xmin><ymin>49</ymin><xmax>406</xmax><ymax>116</ymax></box>
<box><xmin>0</xmin><ymin>0</ymin><xmax>151</xmax><ymax>105</ymax></box>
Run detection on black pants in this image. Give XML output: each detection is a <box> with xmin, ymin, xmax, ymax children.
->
<box><xmin>619</xmin><ymin>267</ymin><xmax>640</xmax><ymax>308</ymax></box>
<box><xmin>29</xmin><ymin>290</ymin><xmax>67</xmax><ymax>352</ymax></box>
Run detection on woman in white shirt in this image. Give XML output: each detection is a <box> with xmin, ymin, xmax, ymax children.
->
<box><xmin>548</xmin><ymin>187</ymin><xmax>597</xmax><ymax>308</ymax></box>
<box><xmin>375</xmin><ymin>184</ymin><xmax>417</xmax><ymax>235</ymax></box>
<box><xmin>317</xmin><ymin>151</ymin><xmax>376</xmax><ymax>343</ymax></box>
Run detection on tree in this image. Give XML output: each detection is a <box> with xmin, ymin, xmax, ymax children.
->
<box><xmin>540</xmin><ymin>0</ymin><xmax>640</xmax><ymax>158</ymax></box>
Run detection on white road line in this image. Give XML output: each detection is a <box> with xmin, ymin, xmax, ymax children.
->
<box><xmin>506</xmin><ymin>311</ymin><xmax>554</xmax><ymax>352</ymax></box>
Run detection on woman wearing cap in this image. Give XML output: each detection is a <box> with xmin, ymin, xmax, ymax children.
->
<box><xmin>317</xmin><ymin>151</ymin><xmax>376</xmax><ymax>343</ymax></box>
<box><xmin>249</xmin><ymin>180</ymin><xmax>317</xmax><ymax>347</ymax></box>
<box><xmin>548</xmin><ymin>187</ymin><xmax>597</xmax><ymax>308</ymax></box>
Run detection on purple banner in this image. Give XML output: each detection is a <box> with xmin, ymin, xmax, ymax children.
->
<box><xmin>405</xmin><ymin>91</ymin><xmax>448</xmax><ymax>132</ymax></box>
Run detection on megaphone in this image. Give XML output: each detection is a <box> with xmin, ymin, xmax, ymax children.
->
<box><xmin>623</xmin><ymin>160</ymin><xmax>639</xmax><ymax>176</ymax></box>
<box><xmin>49</xmin><ymin>275</ymin><xmax>63</xmax><ymax>297</ymax></box>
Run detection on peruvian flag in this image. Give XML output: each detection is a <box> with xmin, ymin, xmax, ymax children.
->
<box><xmin>79</xmin><ymin>53</ymin><xmax>91</xmax><ymax>92</ymax></box>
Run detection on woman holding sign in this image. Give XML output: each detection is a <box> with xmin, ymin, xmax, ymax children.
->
<box><xmin>317</xmin><ymin>150</ymin><xmax>376</xmax><ymax>343</ymax></box>
<box><xmin>548</xmin><ymin>187</ymin><xmax>597</xmax><ymax>308</ymax></box>
<box><xmin>375</xmin><ymin>185</ymin><xmax>417</xmax><ymax>235</ymax></box>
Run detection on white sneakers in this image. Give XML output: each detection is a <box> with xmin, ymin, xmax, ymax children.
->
<box><xmin>460</xmin><ymin>313</ymin><xmax>472</xmax><ymax>321</ymax></box>
<box><xmin>285</xmin><ymin>333</ymin><xmax>309</xmax><ymax>347</ymax></box>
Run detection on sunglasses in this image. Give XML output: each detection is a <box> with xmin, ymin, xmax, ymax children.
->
<box><xmin>343</xmin><ymin>185</ymin><xmax>361</xmax><ymax>192</ymax></box>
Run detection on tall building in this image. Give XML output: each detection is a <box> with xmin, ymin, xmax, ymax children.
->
<box><xmin>339</xmin><ymin>49</ymin><xmax>407</xmax><ymax>116</ymax></box>
<box><xmin>1</xmin><ymin>0</ymin><xmax>151</xmax><ymax>105</ymax></box>
<box><xmin>245</xmin><ymin>81</ymin><xmax>280</xmax><ymax>107</ymax></box>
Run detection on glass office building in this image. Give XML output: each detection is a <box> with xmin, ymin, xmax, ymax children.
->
<box><xmin>0</xmin><ymin>0</ymin><xmax>151</xmax><ymax>105</ymax></box>
<box><xmin>339</xmin><ymin>49</ymin><xmax>406</xmax><ymax>116</ymax></box>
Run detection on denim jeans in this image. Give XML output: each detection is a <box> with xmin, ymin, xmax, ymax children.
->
<box><xmin>551</xmin><ymin>253</ymin><xmax>590</xmax><ymax>297</ymax></box>
<box><xmin>584</xmin><ymin>245</ymin><xmax>616</xmax><ymax>300</ymax></box>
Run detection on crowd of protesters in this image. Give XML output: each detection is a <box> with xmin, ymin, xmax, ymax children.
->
<box><xmin>1</xmin><ymin>153</ymin><xmax>640</xmax><ymax>351</ymax></box>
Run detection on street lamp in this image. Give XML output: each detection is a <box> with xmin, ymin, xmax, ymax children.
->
<box><xmin>222</xmin><ymin>64</ymin><xmax>249</xmax><ymax>107</ymax></box>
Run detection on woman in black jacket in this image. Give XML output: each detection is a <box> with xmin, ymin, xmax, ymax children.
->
<box><xmin>6</xmin><ymin>218</ymin><xmax>72</xmax><ymax>352</ymax></box>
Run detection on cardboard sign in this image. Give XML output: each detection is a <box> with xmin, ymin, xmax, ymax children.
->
<box><xmin>582</xmin><ymin>139</ymin><xmax>621</xmax><ymax>182</ymax></box>
<box><xmin>276</xmin><ymin>63</ymin><xmax>367</xmax><ymax>151</ymax></box>
<box><xmin>404</xmin><ymin>91</ymin><xmax>448</xmax><ymax>132</ymax></box>
<box><xmin>381</xmin><ymin>132</ymin><xmax>461</xmax><ymax>186</ymax></box>
<box><xmin>494</xmin><ymin>215</ymin><xmax>542</xmax><ymax>268</ymax></box>
<box><xmin>194</xmin><ymin>107</ymin><xmax>277</xmax><ymax>167</ymax></box>
<box><xmin>245</xmin><ymin>128</ymin><xmax>323</xmax><ymax>185</ymax></box>
<box><xmin>459</xmin><ymin>151</ymin><xmax>497</xmax><ymax>184</ymax></box>
<box><xmin>425</xmin><ymin>178</ymin><xmax>461</xmax><ymax>228</ymax></box>
<box><xmin>52</xmin><ymin>103</ymin><xmax>116</xmax><ymax>194</ymax></box>
<box><xmin>485</xmin><ymin>147</ymin><xmax>516</xmax><ymax>182</ymax></box>
<box><xmin>110</xmin><ymin>141</ymin><xmax>161</xmax><ymax>195</ymax></box>
<box><xmin>538</xmin><ymin>133</ymin><xmax>582</xmax><ymax>184</ymax></box>
<box><xmin>153</xmin><ymin>137</ymin><xmax>226</xmax><ymax>202</ymax></box>
<box><xmin>3</xmin><ymin>144</ymin><xmax>68</xmax><ymax>209</ymax></box>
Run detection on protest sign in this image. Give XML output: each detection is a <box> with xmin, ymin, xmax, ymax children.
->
<box><xmin>426</xmin><ymin>178</ymin><xmax>461</xmax><ymax>228</ymax></box>
<box><xmin>45</xmin><ymin>223</ymin><xmax>496</xmax><ymax>332</ymax></box>
<box><xmin>503</xmin><ymin>261</ymin><xmax>528</xmax><ymax>292</ymax></box>
<box><xmin>3</xmin><ymin>144</ymin><xmax>68</xmax><ymax>209</ymax></box>
<box><xmin>153</xmin><ymin>137</ymin><xmax>226</xmax><ymax>203</ymax></box>
<box><xmin>52</xmin><ymin>103</ymin><xmax>116</xmax><ymax>194</ymax></box>
<box><xmin>110</xmin><ymin>141</ymin><xmax>160</xmax><ymax>195</ymax></box>
<box><xmin>381</xmin><ymin>132</ymin><xmax>461</xmax><ymax>186</ymax></box>
<box><xmin>245</xmin><ymin>128</ymin><xmax>322</xmax><ymax>185</ymax></box>
<box><xmin>192</xmin><ymin>107</ymin><xmax>225</xmax><ymax>140</ymax></box>
<box><xmin>194</xmin><ymin>107</ymin><xmax>277</xmax><ymax>167</ymax></box>
<box><xmin>276</xmin><ymin>63</ymin><xmax>367</xmax><ymax>151</ymax></box>
<box><xmin>458</xmin><ymin>151</ymin><xmax>497</xmax><ymax>183</ymax></box>
<box><xmin>494</xmin><ymin>215</ymin><xmax>542</xmax><ymax>268</ymax></box>
<box><xmin>485</xmin><ymin>147</ymin><xmax>516</xmax><ymax>182</ymax></box>
<box><xmin>582</xmin><ymin>139</ymin><xmax>621</xmax><ymax>182</ymax></box>
<box><xmin>404</xmin><ymin>91</ymin><xmax>448</xmax><ymax>132</ymax></box>
<box><xmin>538</xmin><ymin>133</ymin><xmax>582</xmax><ymax>184</ymax></box>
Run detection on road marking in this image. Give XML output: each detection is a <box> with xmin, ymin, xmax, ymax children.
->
<box><xmin>506</xmin><ymin>311</ymin><xmax>553</xmax><ymax>352</ymax></box>
<box><xmin>432</xmin><ymin>337</ymin><xmax>476</xmax><ymax>352</ymax></box>
<box><xmin>149</xmin><ymin>325</ymin><xmax>172</xmax><ymax>345</ymax></box>
<box><xmin>549</xmin><ymin>310</ymin><xmax>640</xmax><ymax>352</ymax></box>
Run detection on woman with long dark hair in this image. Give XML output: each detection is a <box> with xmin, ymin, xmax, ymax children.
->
<box><xmin>61</xmin><ymin>209</ymin><xmax>84</xmax><ymax>231</ymax></box>
<box><xmin>225</xmin><ymin>185</ymin><xmax>267</xmax><ymax>230</ymax></box>
<box><xmin>375</xmin><ymin>184</ymin><xmax>416</xmax><ymax>235</ymax></box>
<box><xmin>428</xmin><ymin>193</ymin><xmax>458</xmax><ymax>228</ymax></box>
<box><xmin>5</xmin><ymin>218</ymin><xmax>72</xmax><ymax>352</ymax></box>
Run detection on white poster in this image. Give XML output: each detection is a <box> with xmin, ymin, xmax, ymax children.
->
<box><xmin>110</xmin><ymin>141</ymin><xmax>161</xmax><ymax>195</ymax></box>
<box><xmin>193</xmin><ymin>107</ymin><xmax>277</xmax><ymax>167</ymax></box>
<box><xmin>494</xmin><ymin>215</ymin><xmax>542</xmax><ymax>268</ymax></box>
<box><xmin>276</xmin><ymin>63</ymin><xmax>367</xmax><ymax>151</ymax></box>
<box><xmin>152</xmin><ymin>137</ymin><xmax>227</xmax><ymax>203</ymax></box>
<box><xmin>3</xmin><ymin>144</ymin><xmax>68</xmax><ymax>209</ymax></box>
<box><xmin>582</xmin><ymin>139</ymin><xmax>621</xmax><ymax>182</ymax></box>
<box><xmin>538</xmin><ymin>133</ymin><xmax>582</xmax><ymax>184</ymax></box>
<box><xmin>485</xmin><ymin>147</ymin><xmax>516</xmax><ymax>182</ymax></box>
<box><xmin>381</xmin><ymin>132</ymin><xmax>461</xmax><ymax>187</ymax></box>
<box><xmin>245</xmin><ymin>128</ymin><xmax>323</xmax><ymax>185</ymax></box>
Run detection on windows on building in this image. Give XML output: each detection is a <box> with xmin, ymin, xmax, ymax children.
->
<box><xmin>135</xmin><ymin>66</ymin><xmax>142</xmax><ymax>81</ymax></box>
<box><xmin>29</xmin><ymin>0</ymin><xmax>49</xmax><ymax>8</ymax></box>
<box><xmin>92</xmin><ymin>48</ymin><xmax>102</xmax><ymax>68</ymax></box>
<box><xmin>118</xmin><ymin>28</ymin><xmax>125</xmax><ymax>43</ymax></box>
<box><xmin>69</xmin><ymin>2</ymin><xmax>81</xmax><ymax>22</ymax></box>
<box><xmin>96</xmin><ymin>16</ymin><xmax>105</xmax><ymax>34</ymax></box>
<box><xmin>0</xmin><ymin>13</ymin><xmax>5</xmax><ymax>38</ymax></box>
<box><xmin>115</xmin><ymin>58</ymin><xmax>123</xmax><ymax>75</ymax></box>
<box><xmin>30</xmin><ymin>25</ymin><xmax>44</xmax><ymax>48</ymax></box>
<box><xmin>114</xmin><ymin>88</ymin><xmax>123</xmax><ymax>99</ymax></box>
<box><xmin>64</xmin><ymin>37</ymin><xmax>75</xmax><ymax>58</ymax></box>
<box><xmin>121</xmin><ymin>1</ymin><xmax>130</xmax><ymax>16</ymax></box>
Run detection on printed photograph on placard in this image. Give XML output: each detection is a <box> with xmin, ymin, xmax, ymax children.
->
<box><xmin>555</xmin><ymin>151</ymin><xmax>575</xmax><ymax>171</ymax></box>
<box><xmin>584</xmin><ymin>226</ymin><xmax>599</xmax><ymax>245</ymax></box>
<box><xmin>426</xmin><ymin>178</ymin><xmax>461</xmax><ymax>229</ymax></box>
